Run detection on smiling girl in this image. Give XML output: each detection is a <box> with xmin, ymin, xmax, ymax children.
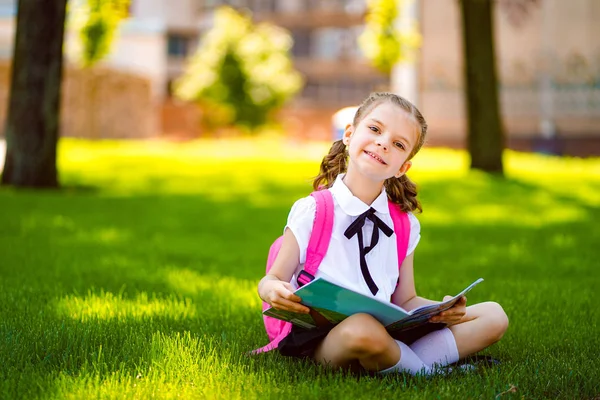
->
<box><xmin>257</xmin><ymin>92</ymin><xmax>508</xmax><ymax>375</ymax></box>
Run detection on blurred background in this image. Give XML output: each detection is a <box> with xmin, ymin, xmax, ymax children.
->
<box><xmin>0</xmin><ymin>0</ymin><xmax>599</xmax><ymax>155</ymax></box>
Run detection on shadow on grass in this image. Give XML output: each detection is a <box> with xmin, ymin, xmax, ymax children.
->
<box><xmin>0</xmin><ymin>174</ymin><xmax>598</xmax><ymax>397</ymax></box>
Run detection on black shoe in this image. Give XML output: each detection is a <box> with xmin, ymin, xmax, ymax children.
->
<box><xmin>463</xmin><ymin>355</ymin><xmax>501</xmax><ymax>367</ymax></box>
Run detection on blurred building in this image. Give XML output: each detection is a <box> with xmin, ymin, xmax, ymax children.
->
<box><xmin>194</xmin><ymin>0</ymin><xmax>388</xmax><ymax>140</ymax></box>
<box><xmin>0</xmin><ymin>0</ymin><xmax>598</xmax><ymax>155</ymax></box>
<box><xmin>118</xmin><ymin>0</ymin><xmax>385</xmax><ymax>106</ymax></box>
<box><xmin>0</xmin><ymin>0</ymin><xmax>158</xmax><ymax>139</ymax></box>
<box><xmin>419</xmin><ymin>0</ymin><xmax>600</xmax><ymax>155</ymax></box>
<box><xmin>121</xmin><ymin>0</ymin><xmax>386</xmax><ymax>139</ymax></box>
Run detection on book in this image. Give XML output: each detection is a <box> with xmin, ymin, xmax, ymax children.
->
<box><xmin>263</xmin><ymin>277</ymin><xmax>484</xmax><ymax>334</ymax></box>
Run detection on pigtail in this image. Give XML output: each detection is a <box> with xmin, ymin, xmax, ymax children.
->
<box><xmin>385</xmin><ymin>174</ymin><xmax>422</xmax><ymax>213</ymax></box>
<box><xmin>313</xmin><ymin>140</ymin><xmax>348</xmax><ymax>190</ymax></box>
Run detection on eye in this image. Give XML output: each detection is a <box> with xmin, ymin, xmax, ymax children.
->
<box><xmin>369</xmin><ymin>126</ymin><xmax>380</xmax><ymax>133</ymax></box>
<box><xmin>394</xmin><ymin>142</ymin><xmax>405</xmax><ymax>150</ymax></box>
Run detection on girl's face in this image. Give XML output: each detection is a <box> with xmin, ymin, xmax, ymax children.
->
<box><xmin>343</xmin><ymin>102</ymin><xmax>419</xmax><ymax>183</ymax></box>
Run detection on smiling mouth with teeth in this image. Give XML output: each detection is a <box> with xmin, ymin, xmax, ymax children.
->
<box><xmin>364</xmin><ymin>151</ymin><xmax>387</xmax><ymax>165</ymax></box>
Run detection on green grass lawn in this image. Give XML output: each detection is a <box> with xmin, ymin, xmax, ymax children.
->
<box><xmin>1</xmin><ymin>138</ymin><xmax>599</xmax><ymax>399</ymax></box>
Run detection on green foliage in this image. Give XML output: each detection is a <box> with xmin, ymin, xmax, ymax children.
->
<box><xmin>1</xmin><ymin>139</ymin><xmax>599</xmax><ymax>398</ymax></box>
<box><xmin>175</xmin><ymin>7</ymin><xmax>303</xmax><ymax>131</ymax></box>
<box><xmin>359</xmin><ymin>0</ymin><xmax>421</xmax><ymax>74</ymax></box>
<box><xmin>69</xmin><ymin>0</ymin><xmax>130</xmax><ymax>67</ymax></box>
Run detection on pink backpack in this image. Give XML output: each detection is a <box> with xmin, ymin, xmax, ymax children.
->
<box><xmin>252</xmin><ymin>189</ymin><xmax>410</xmax><ymax>354</ymax></box>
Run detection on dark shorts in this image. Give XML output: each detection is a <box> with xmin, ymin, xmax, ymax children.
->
<box><xmin>278</xmin><ymin>322</ymin><xmax>447</xmax><ymax>359</ymax></box>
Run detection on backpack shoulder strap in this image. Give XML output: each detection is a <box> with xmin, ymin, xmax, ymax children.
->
<box><xmin>297</xmin><ymin>190</ymin><xmax>334</xmax><ymax>286</ymax></box>
<box><xmin>388</xmin><ymin>201</ymin><xmax>410</xmax><ymax>270</ymax></box>
<box><xmin>252</xmin><ymin>190</ymin><xmax>334</xmax><ymax>355</ymax></box>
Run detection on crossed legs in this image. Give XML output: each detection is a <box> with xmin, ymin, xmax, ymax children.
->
<box><xmin>313</xmin><ymin>313</ymin><xmax>400</xmax><ymax>372</ymax></box>
<box><xmin>313</xmin><ymin>302</ymin><xmax>509</xmax><ymax>373</ymax></box>
<box><xmin>448</xmin><ymin>301</ymin><xmax>509</xmax><ymax>358</ymax></box>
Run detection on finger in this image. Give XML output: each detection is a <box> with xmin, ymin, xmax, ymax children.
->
<box><xmin>446</xmin><ymin>307</ymin><xmax>466</xmax><ymax>315</ymax></box>
<box><xmin>276</xmin><ymin>288</ymin><xmax>302</xmax><ymax>303</ymax></box>
<box><xmin>272</xmin><ymin>299</ymin><xmax>310</xmax><ymax>314</ymax></box>
<box><xmin>284</xmin><ymin>292</ymin><xmax>303</xmax><ymax>303</ymax></box>
<box><xmin>272</xmin><ymin>298</ymin><xmax>310</xmax><ymax>314</ymax></box>
<box><xmin>444</xmin><ymin>313</ymin><xmax>465</xmax><ymax>322</ymax></box>
<box><xmin>432</xmin><ymin>311</ymin><xmax>448</xmax><ymax>321</ymax></box>
<box><xmin>432</xmin><ymin>311</ymin><xmax>464</xmax><ymax>323</ymax></box>
<box><xmin>434</xmin><ymin>316</ymin><xmax>457</xmax><ymax>325</ymax></box>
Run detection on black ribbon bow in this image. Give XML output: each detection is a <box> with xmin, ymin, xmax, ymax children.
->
<box><xmin>344</xmin><ymin>207</ymin><xmax>393</xmax><ymax>295</ymax></box>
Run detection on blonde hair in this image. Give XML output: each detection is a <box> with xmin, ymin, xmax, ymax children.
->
<box><xmin>313</xmin><ymin>92</ymin><xmax>428</xmax><ymax>213</ymax></box>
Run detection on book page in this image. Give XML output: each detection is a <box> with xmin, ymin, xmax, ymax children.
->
<box><xmin>408</xmin><ymin>278</ymin><xmax>484</xmax><ymax>316</ymax></box>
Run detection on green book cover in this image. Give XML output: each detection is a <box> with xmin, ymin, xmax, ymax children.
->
<box><xmin>263</xmin><ymin>278</ymin><xmax>484</xmax><ymax>333</ymax></box>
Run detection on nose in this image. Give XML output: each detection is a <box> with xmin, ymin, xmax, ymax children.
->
<box><xmin>375</xmin><ymin>137</ymin><xmax>388</xmax><ymax>151</ymax></box>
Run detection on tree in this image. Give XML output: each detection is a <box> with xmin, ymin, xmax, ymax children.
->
<box><xmin>2</xmin><ymin>0</ymin><xmax>129</xmax><ymax>188</ymax></box>
<box><xmin>1</xmin><ymin>0</ymin><xmax>68</xmax><ymax>187</ymax></box>
<box><xmin>459</xmin><ymin>0</ymin><xmax>539</xmax><ymax>174</ymax></box>
<box><xmin>359</xmin><ymin>0</ymin><xmax>421</xmax><ymax>74</ymax></box>
<box><xmin>174</xmin><ymin>6</ymin><xmax>303</xmax><ymax>131</ymax></box>
<box><xmin>459</xmin><ymin>0</ymin><xmax>505</xmax><ymax>174</ymax></box>
<box><xmin>70</xmin><ymin>0</ymin><xmax>130</xmax><ymax>67</ymax></box>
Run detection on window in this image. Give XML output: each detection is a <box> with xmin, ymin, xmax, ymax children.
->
<box><xmin>198</xmin><ymin>0</ymin><xmax>225</xmax><ymax>11</ymax></box>
<box><xmin>300</xmin><ymin>78</ymin><xmax>389</xmax><ymax>105</ymax></box>
<box><xmin>313</xmin><ymin>28</ymin><xmax>341</xmax><ymax>60</ymax></box>
<box><xmin>312</xmin><ymin>27</ymin><xmax>363</xmax><ymax>61</ymax></box>
<box><xmin>344</xmin><ymin>0</ymin><xmax>365</xmax><ymax>14</ymax></box>
<box><xmin>276</xmin><ymin>0</ymin><xmax>305</xmax><ymax>13</ymax></box>
<box><xmin>0</xmin><ymin>0</ymin><xmax>16</xmax><ymax>16</ymax></box>
<box><xmin>291</xmin><ymin>29</ymin><xmax>312</xmax><ymax>58</ymax></box>
<box><xmin>167</xmin><ymin>34</ymin><xmax>193</xmax><ymax>58</ymax></box>
<box><xmin>250</xmin><ymin>0</ymin><xmax>276</xmax><ymax>13</ymax></box>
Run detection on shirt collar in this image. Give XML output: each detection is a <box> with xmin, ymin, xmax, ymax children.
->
<box><xmin>330</xmin><ymin>174</ymin><xmax>389</xmax><ymax>216</ymax></box>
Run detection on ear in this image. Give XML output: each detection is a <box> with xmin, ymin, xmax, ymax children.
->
<box><xmin>342</xmin><ymin>124</ymin><xmax>353</xmax><ymax>145</ymax></box>
<box><xmin>395</xmin><ymin>161</ymin><xmax>412</xmax><ymax>178</ymax></box>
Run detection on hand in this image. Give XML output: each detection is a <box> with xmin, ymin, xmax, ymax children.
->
<box><xmin>263</xmin><ymin>280</ymin><xmax>310</xmax><ymax>314</ymax></box>
<box><xmin>429</xmin><ymin>296</ymin><xmax>467</xmax><ymax>326</ymax></box>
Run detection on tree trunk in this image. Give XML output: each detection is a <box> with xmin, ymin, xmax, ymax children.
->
<box><xmin>460</xmin><ymin>0</ymin><xmax>504</xmax><ymax>174</ymax></box>
<box><xmin>1</xmin><ymin>0</ymin><xmax>67</xmax><ymax>188</ymax></box>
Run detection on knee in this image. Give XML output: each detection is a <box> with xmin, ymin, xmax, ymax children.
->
<box><xmin>337</xmin><ymin>313</ymin><xmax>389</xmax><ymax>355</ymax></box>
<box><xmin>483</xmin><ymin>302</ymin><xmax>509</xmax><ymax>343</ymax></box>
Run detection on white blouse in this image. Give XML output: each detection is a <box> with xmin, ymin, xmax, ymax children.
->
<box><xmin>286</xmin><ymin>174</ymin><xmax>421</xmax><ymax>302</ymax></box>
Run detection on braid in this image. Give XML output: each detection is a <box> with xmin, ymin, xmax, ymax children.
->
<box><xmin>384</xmin><ymin>175</ymin><xmax>422</xmax><ymax>213</ymax></box>
<box><xmin>313</xmin><ymin>140</ymin><xmax>347</xmax><ymax>190</ymax></box>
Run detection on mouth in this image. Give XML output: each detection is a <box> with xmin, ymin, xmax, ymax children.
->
<box><xmin>364</xmin><ymin>151</ymin><xmax>387</xmax><ymax>165</ymax></box>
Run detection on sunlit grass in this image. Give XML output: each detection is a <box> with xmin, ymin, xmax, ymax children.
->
<box><xmin>55</xmin><ymin>291</ymin><xmax>198</xmax><ymax>322</ymax></box>
<box><xmin>164</xmin><ymin>269</ymin><xmax>260</xmax><ymax>308</ymax></box>
<box><xmin>1</xmin><ymin>138</ymin><xmax>599</xmax><ymax>399</ymax></box>
<box><xmin>58</xmin><ymin>138</ymin><xmax>327</xmax><ymax>204</ymax></box>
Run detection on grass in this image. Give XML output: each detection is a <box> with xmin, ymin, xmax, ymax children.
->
<box><xmin>0</xmin><ymin>137</ymin><xmax>599</xmax><ymax>399</ymax></box>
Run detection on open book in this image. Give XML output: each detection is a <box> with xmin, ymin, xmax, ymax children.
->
<box><xmin>263</xmin><ymin>278</ymin><xmax>484</xmax><ymax>334</ymax></box>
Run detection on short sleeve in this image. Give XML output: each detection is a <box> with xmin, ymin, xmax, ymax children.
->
<box><xmin>285</xmin><ymin>196</ymin><xmax>316</xmax><ymax>264</ymax></box>
<box><xmin>406</xmin><ymin>212</ymin><xmax>421</xmax><ymax>255</ymax></box>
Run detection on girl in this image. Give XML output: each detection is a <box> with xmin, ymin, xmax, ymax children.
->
<box><xmin>257</xmin><ymin>92</ymin><xmax>508</xmax><ymax>375</ymax></box>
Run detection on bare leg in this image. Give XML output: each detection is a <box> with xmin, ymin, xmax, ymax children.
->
<box><xmin>313</xmin><ymin>313</ymin><xmax>400</xmax><ymax>371</ymax></box>
<box><xmin>449</xmin><ymin>302</ymin><xmax>509</xmax><ymax>359</ymax></box>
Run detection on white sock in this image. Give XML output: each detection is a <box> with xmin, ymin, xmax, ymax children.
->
<box><xmin>409</xmin><ymin>328</ymin><xmax>460</xmax><ymax>369</ymax></box>
<box><xmin>379</xmin><ymin>340</ymin><xmax>432</xmax><ymax>375</ymax></box>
